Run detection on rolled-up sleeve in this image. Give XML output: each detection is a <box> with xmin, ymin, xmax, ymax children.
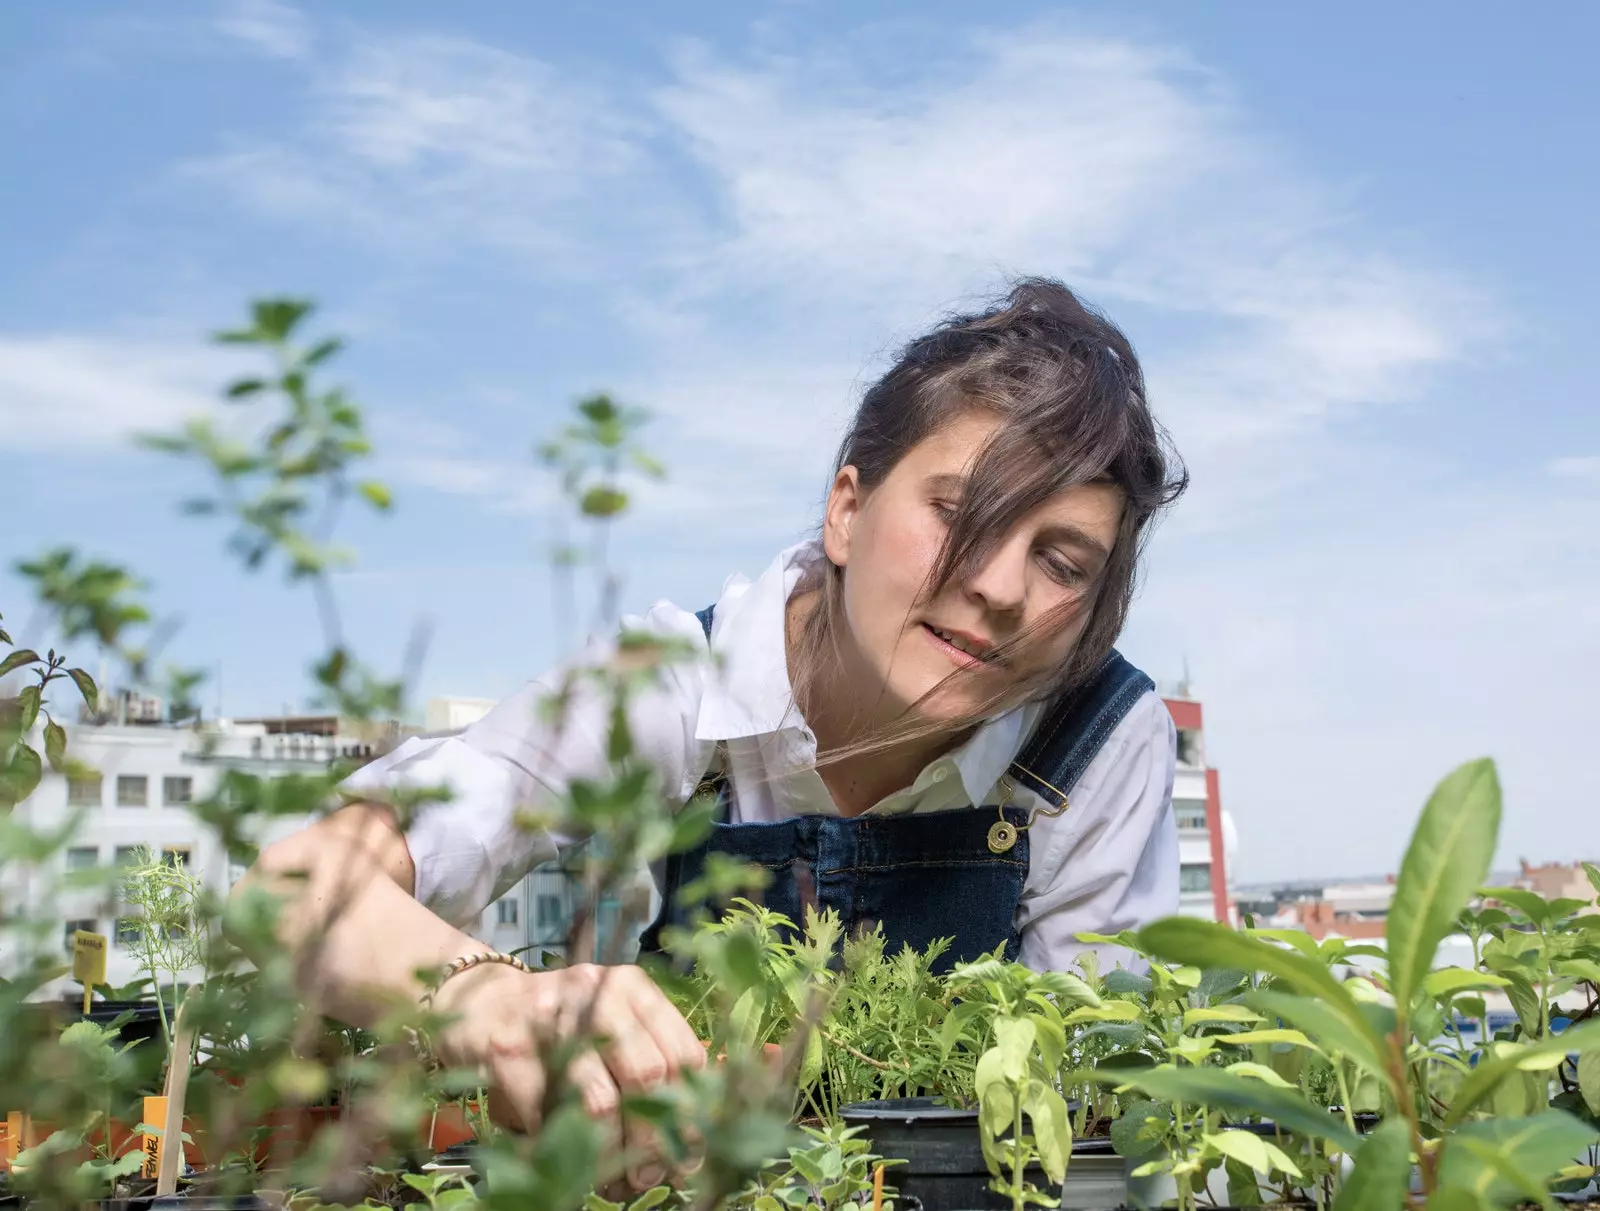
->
<box><xmin>1016</xmin><ymin>691</ymin><xmax>1179</xmax><ymax>974</ymax></box>
<box><xmin>338</xmin><ymin>602</ymin><xmax>712</xmax><ymax>928</ymax></box>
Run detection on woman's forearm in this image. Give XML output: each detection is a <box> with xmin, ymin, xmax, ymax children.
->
<box><xmin>228</xmin><ymin>801</ymin><xmax>483</xmax><ymax>1029</ymax></box>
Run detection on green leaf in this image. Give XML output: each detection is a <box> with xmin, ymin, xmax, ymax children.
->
<box><xmin>1247</xmin><ymin>989</ymin><xmax>1389</xmax><ymax>1080</ymax></box>
<box><xmin>1213</xmin><ymin>1028</ymin><xmax>1317</xmax><ymax>1049</ymax></box>
<box><xmin>1437</xmin><ymin>1110</ymin><xmax>1600</xmax><ymax>1203</ymax></box>
<box><xmin>357</xmin><ymin>480</ymin><xmax>393</xmax><ymax>511</ymax></box>
<box><xmin>43</xmin><ymin>719</ymin><xmax>67</xmax><ymax>771</ymax></box>
<box><xmin>1</xmin><ymin>743</ymin><xmax>43</xmax><ymax>804</ymax></box>
<box><xmin>1184</xmin><ymin>1005</ymin><xmax>1264</xmax><ymax>1027</ymax></box>
<box><xmin>303</xmin><ymin>336</ymin><xmax>343</xmax><ymax>365</ymax></box>
<box><xmin>1223</xmin><ymin>1062</ymin><xmax>1294</xmax><ymax>1088</ymax></box>
<box><xmin>1480</xmin><ymin>886</ymin><xmax>1554</xmax><ymax>926</ymax></box>
<box><xmin>1331</xmin><ymin>1117</ymin><xmax>1411</xmax><ymax>1211</ymax></box>
<box><xmin>1386</xmin><ymin>758</ymin><xmax>1501</xmax><ymax>1020</ymax></box>
<box><xmin>1223</xmin><ymin>1156</ymin><xmax>1264</xmax><ymax>1205</ymax></box>
<box><xmin>1110</xmin><ymin>1099</ymin><xmax>1169</xmax><ymax>1158</ymax></box>
<box><xmin>225</xmin><ymin>377</ymin><xmax>267</xmax><ymax>398</ymax></box>
<box><xmin>1579</xmin><ymin>1050</ymin><xmax>1600</xmax><ymax>1117</ymax></box>
<box><xmin>994</xmin><ymin>1015</ymin><xmax>1036</xmax><ymax>1083</ymax></box>
<box><xmin>0</xmin><ymin>648</ymin><xmax>40</xmax><ymax>677</ymax></box>
<box><xmin>67</xmin><ymin>667</ymin><xmax>98</xmax><ymax>710</ymax></box>
<box><xmin>1206</xmin><ymin>1129</ymin><xmax>1283</xmax><ymax>1176</ymax></box>
<box><xmin>1138</xmin><ymin>917</ymin><xmax>1380</xmax><ymax>1057</ymax></box>
<box><xmin>580</xmin><ymin>485</ymin><xmax>629</xmax><ymax>518</ymax></box>
<box><xmin>1063</xmin><ymin>1000</ymin><xmax>1142</xmax><ymax>1024</ymax></box>
<box><xmin>1423</xmin><ymin>967</ymin><xmax>1511</xmax><ymax>997</ymax></box>
<box><xmin>1446</xmin><ymin>1019</ymin><xmax>1600</xmax><ymax>1128</ymax></box>
<box><xmin>1021</xmin><ymin>1078</ymin><xmax>1072</xmax><ymax>1183</ymax></box>
<box><xmin>1583</xmin><ymin>862</ymin><xmax>1600</xmax><ymax>898</ymax></box>
<box><xmin>1033</xmin><ymin>968</ymin><xmax>1101</xmax><ymax>1007</ymax></box>
<box><xmin>1089</xmin><ymin>1065</ymin><xmax>1360</xmax><ymax>1151</ymax></box>
<box><xmin>17</xmin><ymin>684</ymin><xmax>40</xmax><ymax>731</ymax></box>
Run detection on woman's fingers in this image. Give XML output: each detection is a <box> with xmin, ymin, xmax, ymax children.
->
<box><xmin>620</xmin><ymin>968</ymin><xmax>707</xmax><ymax>1077</ymax></box>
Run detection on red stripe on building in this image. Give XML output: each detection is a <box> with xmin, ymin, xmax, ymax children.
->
<box><xmin>1205</xmin><ymin>768</ymin><xmax>1228</xmax><ymax>921</ymax></box>
<box><xmin>1164</xmin><ymin>699</ymin><xmax>1203</xmax><ymax>731</ymax></box>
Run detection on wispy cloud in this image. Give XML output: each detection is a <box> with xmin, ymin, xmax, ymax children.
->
<box><xmin>214</xmin><ymin>0</ymin><xmax>310</xmax><ymax>60</ymax></box>
<box><xmin>0</xmin><ymin>335</ymin><xmax>234</xmax><ymax>453</ymax></box>
<box><xmin>185</xmin><ymin>29</ymin><xmax>651</xmax><ymax>265</ymax></box>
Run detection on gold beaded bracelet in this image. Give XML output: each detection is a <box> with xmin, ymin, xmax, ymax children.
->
<box><xmin>420</xmin><ymin>950</ymin><xmax>535</xmax><ymax>1011</ymax></box>
<box><xmin>409</xmin><ymin>950</ymin><xmax>535</xmax><ymax>1070</ymax></box>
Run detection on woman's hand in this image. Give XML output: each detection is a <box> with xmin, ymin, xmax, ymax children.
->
<box><xmin>431</xmin><ymin>961</ymin><xmax>705</xmax><ymax>1191</ymax></box>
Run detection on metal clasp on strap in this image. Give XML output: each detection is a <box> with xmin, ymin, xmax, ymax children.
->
<box><xmin>986</xmin><ymin>773</ymin><xmax>1071</xmax><ymax>854</ymax></box>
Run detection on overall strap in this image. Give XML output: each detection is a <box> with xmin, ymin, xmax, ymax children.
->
<box><xmin>1005</xmin><ymin>650</ymin><xmax>1153</xmax><ymax>811</ymax></box>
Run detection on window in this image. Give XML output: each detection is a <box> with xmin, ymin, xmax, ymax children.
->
<box><xmin>114</xmin><ymin>918</ymin><xmax>142</xmax><ymax>947</ymax></box>
<box><xmin>65</xmin><ymin>847</ymin><xmax>99</xmax><ymax>871</ymax></box>
<box><xmin>1176</xmin><ymin>728</ymin><xmax>1203</xmax><ymax>766</ymax></box>
<box><xmin>1174</xmin><ymin>802</ymin><xmax>1208</xmax><ymax>831</ymax></box>
<box><xmin>161</xmin><ymin>776</ymin><xmax>193</xmax><ymax>806</ymax></box>
<box><xmin>67</xmin><ymin>774</ymin><xmax>103</xmax><ymax>807</ymax></box>
<box><xmin>116</xmin><ymin>775</ymin><xmax>149</xmax><ymax>807</ymax></box>
<box><xmin>1179</xmin><ymin>863</ymin><xmax>1213</xmax><ymax>894</ymax></box>
<box><xmin>161</xmin><ymin>847</ymin><xmax>192</xmax><ymax>869</ymax></box>
<box><xmin>536</xmin><ymin>894</ymin><xmax>565</xmax><ymax>929</ymax></box>
<box><xmin>64</xmin><ymin>919</ymin><xmax>98</xmax><ymax>951</ymax></box>
<box><xmin>114</xmin><ymin>845</ymin><xmax>143</xmax><ymax>869</ymax></box>
<box><xmin>496</xmin><ymin>898</ymin><xmax>519</xmax><ymax>926</ymax></box>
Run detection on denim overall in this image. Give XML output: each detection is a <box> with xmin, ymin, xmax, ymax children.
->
<box><xmin>637</xmin><ymin>606</ymin><xmax>1154</xmax><ymax>973</ymax></box>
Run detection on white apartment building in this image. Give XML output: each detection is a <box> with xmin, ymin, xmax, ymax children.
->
<box><xmin>0</xmin><ymin>698</ymin><xmax>537</xmax><ymax>996</ymax></box>
<box><xmin>1164</xmin><ymin>688</ymin><xmax>1234</xmax><ymax>922</ymax></box>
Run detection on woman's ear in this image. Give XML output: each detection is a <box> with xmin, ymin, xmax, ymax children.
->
<box><xmin>822</xmin><ymin>466</ymin><xmax>862</xmax><ymax>568</ymax></box>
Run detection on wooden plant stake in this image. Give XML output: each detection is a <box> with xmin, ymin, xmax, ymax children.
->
<box><xmin>155</xmin><ymin>1000</ymin><xmax>197</xmax><ymax>1197</ymax></box>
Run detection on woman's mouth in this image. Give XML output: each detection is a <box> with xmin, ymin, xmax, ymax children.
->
<box><xmin>921</xmin><ymin>622</ymin><xmax>996</xmax><ymax>669</ymax></box>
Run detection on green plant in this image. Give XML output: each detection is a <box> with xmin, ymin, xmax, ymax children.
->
<box><xmin>116</xmin><ymin>844</ymin><xmax>207</xmax><ymax>1049</ymax></box>
<box><xmin>946</xmin><ymin>955</ymin><xmax>1099</xmax><ymax>1209</ymax></box>
<box><xmin>0</xmin><ymin>614</ymin><xmax>98</xmax><ymax>810</ymax></box>
<box><xmin>1132</xmin><ymin>758</ymin><xmax>1600</xmax><ymax>1209</ymax></box>
<box><xmin>733</xmin><ymin>1121</ymin><xmax>905</xmax><ymax>1211</ymax></box>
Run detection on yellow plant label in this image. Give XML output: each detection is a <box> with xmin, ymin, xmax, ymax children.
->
<box><xmin>141</xmin><ymin>1096</ymin><xmax>166</xmax><ymax>1179</ymax></box>
<box><xmin>72</xmin><ymin>930</ymin><xmax>108</xmax><ymax>986</ymax></box>
<box><xmin>4</xmin><ymin>1110</ymin><xmax>22</xmax><ymax>1164</ymax></box>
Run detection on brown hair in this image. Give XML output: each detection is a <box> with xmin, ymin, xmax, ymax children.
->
<box><xmin>791</xmin><ymin>277</ymin><xmax>1187</xmax><ymax>756</ymax></box>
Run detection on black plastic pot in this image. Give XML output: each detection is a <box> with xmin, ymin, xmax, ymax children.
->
<box><xmin>841</xmin><ymin>1097</ymin><xmax>1126</xmax><ymax>1211</ymax></box>
<box><xmin>79</xmin><ymin>1000</ymin><xmax>168</xmax><ymax>1049</ymax></box>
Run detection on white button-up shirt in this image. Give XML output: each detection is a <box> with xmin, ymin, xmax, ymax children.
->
<box><xmin>342</xmin><ymin>542</ymin><xmax>1179</xmax><ymax>972</ymax></box>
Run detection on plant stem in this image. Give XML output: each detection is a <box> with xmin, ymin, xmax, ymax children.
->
<box><xmin>1332</xmin><ymin>1061</ymin><xmax>1356</xmax><ymax>1136</ymax></box>
<box><xmin>1010</xmin><ymin>1083</ymin><xmax>1025</xmax><ymax>1211</ymax></box>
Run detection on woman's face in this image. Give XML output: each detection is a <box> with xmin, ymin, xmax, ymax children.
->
<box><xmin>822</xmin><ymin>409</ymin><xmax>1123</xmax><ymax>726</ymax></box>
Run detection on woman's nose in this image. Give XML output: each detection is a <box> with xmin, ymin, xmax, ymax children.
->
<box><xmin>963</xmin><ymin>537</ymin><xmax>1029</xmax><ymax>615</ymax></box>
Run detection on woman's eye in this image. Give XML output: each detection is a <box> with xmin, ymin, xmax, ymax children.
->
<box><xmin>1039</xmin><ymin>550</ymin><xmax>1085</xmax><ymax>586</ymax></box>
<box><xmin>930</xmin><ymin>499</ymin><xmax>958</xmax><ymax>522</ymax></box>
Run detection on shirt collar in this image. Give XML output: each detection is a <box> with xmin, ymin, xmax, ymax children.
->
<box><xmin>694</xmin><ymin>541</ymin><xmax>1038</xmax><ymax>809</ymax></box>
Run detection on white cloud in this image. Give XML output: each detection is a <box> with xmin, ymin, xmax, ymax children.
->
<box><xmin>214</xmin><ymin>0</ymin><xmax>310</xmax><ymax>60</ymax></box>
<box><xmin>185</xmin><ymin>32</ymin><xmax>650</xmax><ymax>264</ymax></box>
<box><xmin>0</xmin><ymin>336</ymin><xmax>233</xmax><ymax>453</ymax></box>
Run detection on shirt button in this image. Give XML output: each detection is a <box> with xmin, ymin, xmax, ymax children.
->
<box><xmin>931</xmin><ymin>768</ymin><xmax>948</xmax><ymax>783</ymax></box>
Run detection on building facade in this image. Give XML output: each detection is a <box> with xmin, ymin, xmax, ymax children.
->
<box><xmin>1163</xmin><ymin>692</ymin><xmax>1231</xmax><ymax>922</ymax></box>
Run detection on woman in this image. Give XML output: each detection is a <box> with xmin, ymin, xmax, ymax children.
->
<box><xmin>235</xmin><ymin>277</ymin><xmax>1186</xmax><ymax>1187</ymax></box>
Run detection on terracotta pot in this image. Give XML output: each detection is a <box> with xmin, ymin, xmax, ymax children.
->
<box><xmin>420</xmin><ymin>1103</ymin><xmax>478</xmax><ymax>1153</ymax></box>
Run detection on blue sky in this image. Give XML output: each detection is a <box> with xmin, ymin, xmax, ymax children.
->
<box><xmin>4</xmin><ymin>1</ymin><xmax>1596</xmax><ymax>882</ymax></box>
